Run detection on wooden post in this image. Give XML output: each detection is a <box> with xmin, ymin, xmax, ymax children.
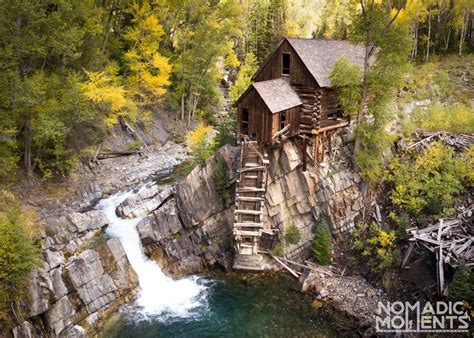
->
<box><xmin>302</xmin><ymin>137</ymin><xmax>307</xmax><ymax>171</ymax></box>
<box><xmin>321</xmin><ymin>131</ymin><xmax>326</xmax><ymax>162</ymax></box>
<box><xmin>328</xmin><ymin>131</ymin><xmax>332</xmax><ymax>156</ymax></box>
<box><xmin>314</xmin><ymin>135</ymin><xmax>319</xmax><ymax>164</ymax></box>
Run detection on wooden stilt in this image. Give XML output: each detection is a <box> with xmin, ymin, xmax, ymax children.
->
<box><xmin>321</xmin><ymin>131</ymin><xmax>326</xmax><ymax>162</ymax></box>
<box><xmin>302</xmin><ymin>137</ymin><xmax>307</xmax><ymax>171</ymax></box>
<box><xmin>314</xmin><ymin>135</ymin><xmax>319</xmax><ymax>164</ymax></box>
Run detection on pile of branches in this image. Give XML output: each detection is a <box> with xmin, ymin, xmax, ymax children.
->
<box><xmin>407</xmin><ymin>131</ymin><xmax>474</xmax><ymax>152</ymax></box>
<box><xmin>404</xmin><ymin>206</ymin><xmax>473</xmax><ymax>295</ymax></box>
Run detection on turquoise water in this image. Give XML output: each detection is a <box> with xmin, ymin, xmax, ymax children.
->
<box><xmin>100</xmin><ymin>271</ymin><xmax>352</xmax><ymax>338</ymax></box>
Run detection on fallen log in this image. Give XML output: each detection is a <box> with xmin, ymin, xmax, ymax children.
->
<box><xmin>96</xmin><ymin>150</ymin><xmax>142</xmax><ymax>159</ymax></box>
<box><xmin>120</xmin><ymin>117</ymin><xmax>149</xmax><ymax>150</ymax></box>
<box><xmin>270</xmin><ymin>254</ymin><xmax>300</xmax><ymax>278</ymax></box>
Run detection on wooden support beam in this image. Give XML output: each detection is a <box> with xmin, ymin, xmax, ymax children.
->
<box><xmin>270</xmin><ymin>254</ymin><xmax>300</xmax><ymax>278</ymax></box>
<box><xmin>311</xmin><ymin>121</ymin><xmax>349</xmax><ymax>135</ymax></box>
<box><xmin>238</xmin><ymin>166</ymin><xmax>266</xmax><ymax>173</ymax></box>
<box><xmin>235</xmin><ymin>209</ymin><xmax>263</xmax><ymax>215</ymax></box>
<box><xmin>234</xmin><ymin>222</ymin><xmax>264</xmax><ymax>228</ymax></box>
<box><xmin>233</xmin><ymin>230</ymin><xmax>261</xmax><ymax>237</ymax></box>
<box><xmin>314</xmin><ymin>134</ymin><xmax>319</xmax><ymax>165</ymax></box>
<box><xmin>236</xmin><ymin>196</ymin><xmax>265</xmax><ymax>202</ymax></box>
<box><xmin>236</xmin><ymin>187</ymin><xmax>266</xmax><ymax>192</ymax></box>
<box><xmin>302</xmin><ymin>137</ymin><xmax>307</xmax><ymax>172</ymax></box>
<box><xmin>401</xmin><ymin>242</ymin><xmax>415</xmax><ymax>268</ymax></box>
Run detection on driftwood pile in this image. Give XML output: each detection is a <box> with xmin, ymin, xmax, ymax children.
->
<box><xmin>407</xmin><ymin>131</ymin><xmax>474</xmax><ymax>151</ymax></box>
<box><xmin>404</xmin><ymin>206</ymin><xmax>473</xmax><ymax>296</ymax></box>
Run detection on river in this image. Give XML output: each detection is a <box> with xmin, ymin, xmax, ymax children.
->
<box><xmin>96</xmin><ymin>184</ymin><xmax>350</xmax><ymax>337</ymax></box>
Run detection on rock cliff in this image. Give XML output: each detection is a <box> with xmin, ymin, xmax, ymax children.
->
<box><xmin>137</xmin><ymin>132</ymin><xmax>363</xmax><ymax>274</ymax></box>
<box><xmin>12</xmin><ymin>211</ymin><xmax>138</xmax><ymax>337</ymax></box>
<box><xmin>132</xmin><ymin>145</ymin><xmax>240</xmax><ymax>276</ymax></box>
<box><xmin>13</xmin><ymin>132</ymin><xmax>364</xmax><ymax>336</ymax></box>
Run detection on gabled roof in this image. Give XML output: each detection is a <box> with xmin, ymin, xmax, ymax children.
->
<box><xmin>252</xmin><ymin>37</ymin><xmax>366</xmax><ymax>88</ymax></box>
<box><xmin>287</xmin><ymin>38</ymin><xmax>366</xmax><ymax>87</ymax></box>
<box><xmin>252</xmin><ymin>78</ymin><xmax>302</xmax><ymax>113</ymax></box>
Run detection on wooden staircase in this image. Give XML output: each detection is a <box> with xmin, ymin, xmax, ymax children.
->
<box><xmin>233</xmin><ymin>140</ymin><xmax>271</xmax><ymax>271</ymax></box>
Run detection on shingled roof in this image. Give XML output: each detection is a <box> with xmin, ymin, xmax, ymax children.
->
<box><xmin>252</xmin><ymin>78</ymin><xmax>302</xmax><ymax>113</ymax></box>
<box><xmin>286</xmin><ymin>38</ymin><xmax>365</xmax><ymax>87</ymax></box>
<box><xmin>251</xmin><ymin>38</ymin><xmax>366</xmax><ymax>88</ymax></box>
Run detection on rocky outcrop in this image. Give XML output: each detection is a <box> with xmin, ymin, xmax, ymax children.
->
<box><xmin>13</xmin><ymin>213</ymin><xmax>138</xmax><ymax>338</ymax></box>
<box><xmin>116</xmin><ymin>185</ymin><xmax>174</xmax><ymax>219</ymax></box>
<box><xmin>135</xmin><ymin>145</ymin><xmax>240</xmax><ymax>276</ymax></box>
<box><xmin>137</xmin><ymin>134</ymin><xmax>363</xmax><ymax>274</ymax></box>
<box><xmin>299</xmin><ymin>269</ymin><xmax>388</xmax><ymax>330</ymax></box>
<box><xmin>264</xmin><ymin>132</ymin><xmax>363</xmax><ymax>258</ymax></box>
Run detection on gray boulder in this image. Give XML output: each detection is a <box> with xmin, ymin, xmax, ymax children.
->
<box><xmin>137</xmin><ymin>198</ymin><xmax>182</xmax><ymax>244</ymax></box>
<box><xmin>116</xmin><ymin>185</ymin><xmax>174</xmax><ymax>218</ymax></box>
<box><xmin>66</xmin><ymin>210</ymin><xmax>108</xmax><ymax>233</ymax></box>
<box><xmin>45</xmin><ymin>296</ymin><xmax>75</xmax><ymax>336</ymax></box>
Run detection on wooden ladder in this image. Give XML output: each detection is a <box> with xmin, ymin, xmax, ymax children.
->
<box><xmin>233</xmin><ymin>140</ymin><xmax>269</xmax><ymax>257</ymax></box>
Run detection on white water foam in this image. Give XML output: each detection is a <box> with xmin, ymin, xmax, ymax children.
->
<box><xmin>97</xmin><ymin>185</ymin><xmax>208</xmax><ymax>320</ymax></box>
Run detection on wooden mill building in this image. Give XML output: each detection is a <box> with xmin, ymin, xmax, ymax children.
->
<box><xmin>232</xmin><ymin>38</ymin><xmax>366</xmax><ymax>270</ymax></box>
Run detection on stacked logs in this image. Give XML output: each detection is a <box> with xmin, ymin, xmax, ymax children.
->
<box><xmin>295</xmin><ymin>86</ymin><xmax>322</xmax><ymax>132</ymax></box>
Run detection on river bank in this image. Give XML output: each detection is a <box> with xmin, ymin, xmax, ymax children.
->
<box><xmin>99</xmin><ymin>270</ymin><xmax>354</xmax><ymax>338</ymax></box>
<box><xmin>8</xmin><ymin>130</ymin><xmax>383</xmax><ymax>336</ymax></box>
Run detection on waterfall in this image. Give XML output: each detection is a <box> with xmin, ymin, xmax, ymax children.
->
<box><xmin>97</xmin><ymin>186</ymin><xmax>208</xmax><ymax>320</ymax></box>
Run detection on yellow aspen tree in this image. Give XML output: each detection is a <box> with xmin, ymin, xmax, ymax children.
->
<box><xmin>124</xmin><ymin>2</ymin><xmax>172</xmax><ymax>103</ymax></box>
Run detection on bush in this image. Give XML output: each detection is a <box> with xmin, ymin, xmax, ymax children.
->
<box><xmin>387</xmin><ymin>142</ymin><xmax>471</xmax><ymax>216</ymax></box>
<box><xmin>312</xmin><ymin>220</ymin><xmax>332</xmax><ymax>265</ymax></box>
<box><xmin>388</xmin><ymin>211</ymin><xmax>411</xmax><ymax>238</ymax></box>
<box><xmin>125</xmin><ymin>139</ymin><xmax>142</xmax><ymax>151</ymax></box>
<box><xmin>410</xmin><ymin>103</ymin><xmax>474</xmax><ymax>134</ymax></box>
<box><xmin>213</xmin><ymin>112</ymin><xmax>236</xmax><ymax>150</ymax></box>
<box><xmin>0</xmin><ymin>190</ymin><xmax>40</xmax><ymax>315</ymax></box>
<box><xmin>285</xmin><ymin>225</ymin><xmax>301</xmax><ymax>245</ymax></box>
<box><xmin>271</xmin><ymin>242</ymin><xmax>285</xmax><ymax>256</ymax></box>
<box><xmin>353</xmin><ymin>222</ymin><xmax>399</xmax><ymax>273</ymax></box>
<box><xmin>448</xmin><ymin>264</ymin><xmax>473</xmax><ymax>308</ymax></box>
<box><xmin>186</xmin><ymin>123</ymin><xmax>214</xmax><ymax>167</ymax></box>
<box><xmin>213</xmin><ymin>153</ymin><xmax>231</xmax><ymax>202</ymax></box>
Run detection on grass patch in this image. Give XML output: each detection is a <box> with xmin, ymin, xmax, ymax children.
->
<box><xmin>155</xmin><ymin>160</ymin><xmax>196</xmax><ymax>185</ymax></box>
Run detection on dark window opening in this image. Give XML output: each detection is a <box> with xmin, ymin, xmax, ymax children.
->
<box><xmin>282</xmin><ymin>53</ymin><xmax>290</xmax><ymax>75</ymax></box>
<box><xmin>241</xmin><ymin>108</ymin><xmax>249</xmax><ymax>135</ymax></box>
<box><xmin>280</xmin><ymin>111</ymin><xmax>287</xmax><ymax>130</ymax></box>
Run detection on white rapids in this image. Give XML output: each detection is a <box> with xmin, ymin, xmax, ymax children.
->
<box><xmin>97</xmin><ymin>185</ymin><xmax>208</xmax><ymax>319</ymax></box>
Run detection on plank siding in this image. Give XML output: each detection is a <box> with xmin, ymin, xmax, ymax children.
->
<box><xmin>237</xmin><ymin>86</ymin><xmax>274</xmax><ymax>144</ymax></box>
<box><xmin>237</xmin><ymin>87</ymin><xmax>301</xmax><ymax>144</ymax></box>
<box><xmin>320</xmin><ymin>88</ymin><xmax>345</xmax><ymax>127</ymax></box>
<box><xmin>253</xmin><ymin>40</ymin><xmax>318</xmax><ymax>88</ymax></box>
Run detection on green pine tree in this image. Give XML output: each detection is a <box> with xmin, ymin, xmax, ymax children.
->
<box><xmin>448</xmin><ymin>264</ymin><xmax>474</xmax><ymax>308</ymax></box>
<box><xmin>312</xmin><ymin>220</ymin><xmax>332</xmax><ymax>265</ymax></box>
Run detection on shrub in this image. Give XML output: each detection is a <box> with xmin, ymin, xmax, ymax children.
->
<box><xmin>312</xmin><ymin>220</ymin><xmax>332</xmax><ymax>265</ymax></box>
<box><xmin>387</xmin><ymin>142</ymin><xmax>471</xmax><ymax>216</ymax></box>
<box><xmin>411</xmin><ymin>103</ymin><xmax>474</xmax><ymax>134</ymax></box>
<box><xmin>186</xmin><ymin>123</ymin><xmax>214</xmax><ymax>167</ymax></box>
<box><xmin>388</xmin><ymin>211</ymin><xmax>411</xmax><ymax>238</ymax></box>
<box><xmin>0</xmin><ymin>190</ymin><xmax>40</xmax><ymax>315</ymax></box>
<box><xmin>213</xmin><ymin>153</ymin><xmax>230</xmax><ymax>202</ymax></box>
<box><xmin>353</xmin><ymin>222</ymin><xmax>399</xmax><ymax>273</ymax></box>
<box><xmin>285</xmin><ymin>225</ymin><xmax>301</xmax><ymax>245</ymax></box>
<box><xmin>213</xmin><ymin>112</ymin><xmax>236</xmax><ymax>150</ymax></box>
<box><xmin>448</xmin><ymin>264</ymin><xmax>473</xmax><ymax>308</ymax></box>
<box><xmin>125</xmin><ymin>139</ymin><xmax>142</xmax><ymax>151</ymax></box>
<box><xmin>271</xmin><ymin>242</ymin><xmax>285</xmax><ymax>256</ymax></box>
